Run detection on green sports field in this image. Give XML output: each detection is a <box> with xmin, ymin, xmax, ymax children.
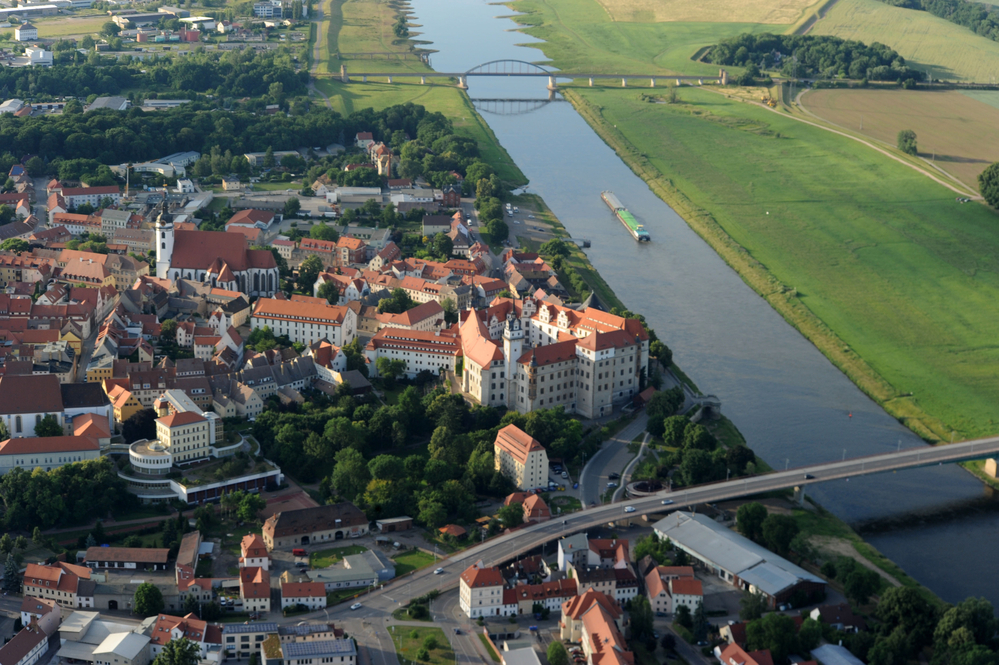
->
<box><xmin>576</xmin><ymin>85</ymin><xmax>999</xmax><ymax>438</ymax></box>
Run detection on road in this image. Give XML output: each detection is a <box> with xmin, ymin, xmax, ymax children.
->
<box><xmin>578</xmin><ymin>413</ymin><xmax>648</xmax><ymax>507</ymax></box>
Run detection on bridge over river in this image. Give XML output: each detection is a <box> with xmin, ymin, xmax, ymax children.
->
<box><xmin>333</xmin><ymin>59</ymin><xmax>729</xmax><ymax>89</ymax></box>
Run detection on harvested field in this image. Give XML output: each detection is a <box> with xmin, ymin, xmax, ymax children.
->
<box><xmin>809</xmin><ymin>0</ymin><xmax>999</xmax><ymax>82</ymax></box>
<box><xmin>595</xmin><ymin>0</ymin><xmax>824</xmax><ymax>24</ymax></box>
<box><xmin>801</xmin><ymin>88</ymin><xmax>999</xmax><ymax>190</ymax></box>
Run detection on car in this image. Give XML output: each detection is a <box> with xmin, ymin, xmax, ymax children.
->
<box><xmin>514</xmin><ymin>220</ymin><xmax>521</xmax><ymax>224</ymax></box>
<box><xmin>607</xmin><ymin>482</ymin><xmax>618</xmax><ymax>488</ymax></box>
<box><xmin>655</xmin><ymin>612</ymin><xmax>667</xmax><ymax>618</ymax></box>
<box><xmin>661</xmin><ymin>499</ymin><xmax>674</xmax><ymax>505</ymax></box>
<box><xmin>653</xmin><ymin>632</ymin><xmax>659</xmax><ymax>639</ymax></box>
<box><xmin>295</xmin><ymin>561</ymin><xmax>309</xmax><ymax>568</ymax></box>
<box><xmin>561</xmin><ymin>471</ymin><xmax>568</xmax><ymax>478</ymax></box>
<box><xmin>608</xmin><ymin>472</ymin><xmax>620</xmax><ymax>480</ymax></box>
<box><xmin>696</xmin><ymin>641</ymin><xmax>708</xmax><ymax>647</ymax></box>
<box><xmin>558</xmin><ymin>485</ymin><xmax>566</xmax><ymax>491</ymax></box>
<box><xmin>804</xmin><ymin>473</ymin><xmax>815</xmax><ymax>479</ymax></box>
<box><xmin>624</xmin><ymin>506</ymin><xmax>636</xmax><ymax>513</ymax></box>
<box><xmin>434</xmin><ymin>567</ymin><xmax>444</xmax><ymax>575</ymax></box>
<box><xmin>573</xmin><ymin>482</ymin><xmax>579</xmax><ymax>489</ymax></box>
<box><xmin>350</xmin><ymin>603</ymin><xmax>362</xmax><ymax>610</ymax></box>
<box><xmin>454</xmin><ymin>628</ymin><xmax>461</xmax><ymax>635</ymax></box>
<box><xmin>528</xmin><ymin>214</ymin><xmax>535</xmax><ymax>219</ymax></box>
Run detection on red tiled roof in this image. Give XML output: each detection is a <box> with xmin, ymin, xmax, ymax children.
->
<box><xmin>460</xmin><ymin>562</ymin><xmax>503</xmax><ymax>588</ymax></box>
<box><xmin>282</xmin><ymin>582</ymin><xmax>326</xmax><ymax>598</ymax></box>
<box><xmin>171</xmin><ymin>230</ymin><xmax>276</xmax><ymax>272</ymax></box>
<box><xmin>494</xmin><ymin>425</ymin><xmax>544</xmax><ymax>465</ymax></box>
<box><xmin>157</xmin><ymin>411</ymin><xmax>206</xmax><ymax>428</ymax></box>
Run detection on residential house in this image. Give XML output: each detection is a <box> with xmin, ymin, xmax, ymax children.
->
<box><xmin>280</xmin><ymin>582</ymin><xmax>327</xmax><ymax>610</ymax></box>
<box><xmin>493</xmin><ymin>424</ymin><xmax>548</xmax><ymax>491</ymax></box>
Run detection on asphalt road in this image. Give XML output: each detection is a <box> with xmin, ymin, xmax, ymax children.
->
<box><xmin>579</xmin><ymin>413</ymin><xmax>648</xmax><ymax>507</ymax></box>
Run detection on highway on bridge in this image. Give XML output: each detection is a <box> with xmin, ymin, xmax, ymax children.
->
<box><xmin>323</xmin><ymin>433</ymin><xmax>999</xmax><ymax>624</ymax></box>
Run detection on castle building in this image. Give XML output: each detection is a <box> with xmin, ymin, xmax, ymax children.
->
<box><xmin>458</xmin><ymin>298</ymin><xmax>649</xmax><ymax>418</ymax></box>
<box><xmin>155</xmin><ymin>209</ymin><xmax>279</xmax><ymax>297</ymax></box>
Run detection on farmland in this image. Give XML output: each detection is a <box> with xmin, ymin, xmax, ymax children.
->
<box><xmin>801</xmin><ymin>88</ymin><xmax>999</xmax><ymax>189</ymax></box>
<box><xmin>566</xmin><ymin>84</ymin><xmax>999</xmax><ymax>439</ymax></box>
<box><xmin>593</xmin><ymin>0</ymin><xmax>825</xmax><ymax>24</ymax></box>
<box><xmin>808</xmin><ymin>0</ymin><xmax>999</xmax><ymax>82</ymax></box>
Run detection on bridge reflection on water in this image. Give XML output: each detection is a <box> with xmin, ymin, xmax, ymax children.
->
<box><xmin>469</xmin><ymin>96</ymin><xmax>565</xmax><ymax>115</ymax></box>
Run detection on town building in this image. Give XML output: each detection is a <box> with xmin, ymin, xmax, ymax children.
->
<box><xmin>83</xmin><ymin>548</ymin><xmax>170</xmax><ymax>571</ymax></box>
<box><xmin>280</xmin><ymin>582</ymin><xmax>327</xmax><ymax>610</ymax></box>
<box><xmin>260</xmin><ymin>638</ymin><xmax>356</xmax><ymax>665</ymax></box>
<box><xmin>148</xmin><ymin>613</ymin><xmax>222</xmax><ymax>660</ymax></box>
<box><xmin>155</xmin><ymin>411</ymin><xmax>211</xmax><ymax>463</ymax></box>
<box><xmin>250</xmin><ymin>297</ymin><xmax>357</xmax><ymax>347</ymax></box>
<box><xmin>653</xmin><ymin>512</ymin><xmax>825</xmax><ymax>609</ymax></box>
<box><xmin>363</xmin><ymin>328</ymin><xmax>461</xmax><ymax>379</ymax></box>
<box><xmin>0</xmin><ymin>435</ymin><xmax>100</xmax><ymax>474</ymax></box>
<box><xmin>56</xmin><ymin>611</ymin><xmax>149</xmax><ymax>664</ymax></box>
<box><xmin>19</xmin><ymin>597</ymin><xmax>60</xmax><ymax>636</ymax></box>
<box><xmin>459</xmin><ymin>561</ymin><xmax>507</xmax><ymax>618</ymax></box>
<box><xmin>715</xmin><ymin>644</ymin><xmax>774</xmax><ymax>665</ymax></box>
<box><xmin>154</xmin><ymin>210</ymin><xmax>280</xmax><ymax>297</ymax></box>
<box><xmin>22</xmin><ymin>562</ymin><xmax>94</xmax><ymax>608</ymax></box>
<box><xmin>240</xmin><ymin>534</ymin><xmax>270</xmax><ymax>570</ymax></box>
<box><xmin>14</xmin><ymin>22</ymin><xmax>38</xmax><ymax>41</ymax></box>
<box><xmin>0</xmin><ymin>624</ymin><xmax>50</xmax><ymax>665</ymax></box>
<box><xmin>239</xmin><ymin>567</ymin><xmax>271</xmax><ymax>614</ymax></box>
<box><xmin>493</xmin><ymin>424</ymin><xmax>548</xmax><ymax>491</ymax></box>
<box><xmin>222</xmin><ymin>623</ymin><xmax>278</xmax><ymax>659</ymax></box>
<box><xmin>53</xmin><ymin>185</ymin><xmax>121</xmax><ymax>208</ymax></box>
<box><xmin>262</xmin><ymin>502</ymin><xmax>368</xmax><ymax>550</ymax></box>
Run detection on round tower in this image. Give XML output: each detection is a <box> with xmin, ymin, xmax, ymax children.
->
<box><xmin>155</xmin><ymin>204</ymin><xmax>174</xmax><ymax>280</ymax></box>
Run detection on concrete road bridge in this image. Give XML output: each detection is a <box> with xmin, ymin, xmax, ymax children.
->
<box><xmin>334</xmin><ymin>59</ymin><xmax>729</xmax><ymax>88</ymax></box>
<box><xmin>299</xmin><ymin>434</ymin><xmax>999</xmax><ymax>617</ymax></box>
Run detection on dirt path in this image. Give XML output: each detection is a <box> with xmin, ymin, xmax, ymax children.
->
<box><xmin>810</xmin><ymin>535</ymin><xmax>902</xmax><ymax>587</ymax></box>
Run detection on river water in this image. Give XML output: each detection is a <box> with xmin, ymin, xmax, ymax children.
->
<box><xmin>405</xmin><ymin>0</ymin><xmax>999</xmax><ymax>605</ymax></box>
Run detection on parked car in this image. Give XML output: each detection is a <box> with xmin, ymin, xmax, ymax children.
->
<box><xmin>350</xmin><ymin>603</ymin><xmax>362</xmax><ymax>610</ymax></box>
<box><xmin>607</xmin><ymin>482</ymin><xmax>618</xmax><ymax>488</ymax></box>
<box><xmin>573</xmin><ymin>483</ymin><xmax>579</xmax><ymax>489</ymax></box>
<box><xmin>561</xmin><ymin>471</ymin><xmax>568</xmax><ymax>478</ymax></box>
<box><xmin>434</xmin><ymin>567</ymin><xmax>444</xmax><ymax>575</ymax></box>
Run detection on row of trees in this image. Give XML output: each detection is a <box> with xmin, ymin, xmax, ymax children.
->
<box><xmin>882</xmin><ymin>0</ymin><xmax>999</xmax><ymax>45</ymax></box>
<box><xmin>705</xmin><ymin>34</ymin><xmax>925</xmax><ymax>82</ymax></box>
<box><xmin>0</xmin><ymin>47</ymin><xmax>307</xmax><ymax>99</ymax></box>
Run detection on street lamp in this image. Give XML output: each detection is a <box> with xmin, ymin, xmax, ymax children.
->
<box><xmin>785</xmin><ymin>458</ymin><xmax>789</xmax><ymax>471</ymax></box>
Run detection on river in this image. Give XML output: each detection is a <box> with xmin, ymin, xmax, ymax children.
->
<box><xmin>404</xmin><ymin>0</ymin><xmax>999</xmax><ymax>605</ymax></box>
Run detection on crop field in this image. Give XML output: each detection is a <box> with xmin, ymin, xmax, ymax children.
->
<box><xmin>802</xmin><ymin>88</ymin><xmax>999</xmax><ymax>189</ymax></box>
<box><xmin>573</xmin><ymin>85</ymin><xmax>999</xmax><ymax>438</ymax></box>
<box><xmin>808</xmin><ymin>0</ymin><xmax>999</xmax><ymax>82</ymax></box>
<box><xmin>510</xmin><ymin>0</ymin><xmax>775</xmax><ymax>75</ymax></box>
<box><xmin>594</xmin><ymin>0</ymin><xmax>824</xmax><ymax>24</ymax></box>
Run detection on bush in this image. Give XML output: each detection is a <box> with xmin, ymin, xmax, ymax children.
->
<box><xmin>416</xmin><ymin>648</ymin><xmax>430</xmax><ymax>661</ymax></box>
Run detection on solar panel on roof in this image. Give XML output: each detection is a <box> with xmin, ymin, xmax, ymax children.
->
<box><xmin>222</xmin><ymin>623</ymin><xmax>279</xmax><ymax>634</ymax></box>
<box><xmin>283</xmin><ymin>640</ymin><xmax>355</xmax><ymax>658</ymax></box>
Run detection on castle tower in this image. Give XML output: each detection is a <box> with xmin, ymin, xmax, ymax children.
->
<box><xmin>155</xmin><ymin>204</ymin><xmax>174</xmax><ymax>280</ymax></box>
<box><xmin>502</xmin><ymin>314</ymin><xmax>524</xmax><ymax>409</ymax></box>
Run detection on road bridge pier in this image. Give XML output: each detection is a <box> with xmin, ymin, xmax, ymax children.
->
<box><xmin>547</xmin><ymin>75</ymin><xmax>557</xmax><ymax>91</ymax></box>
<box><xmin>340</xmin><ymin>64</ymin><xmax>348</xmax><ymax>83</ymax></box>
<box><xmin>457</xmin><ymin>75</ymin><xmax>468</xmax><ymax>90</ymax></box>
<box><xmin>420</xmin><ymin>76</ymin><xmax>425</xmax><ymax>84</ymax></box>
<box><xmin>622</xmin><ymin>77</ymin><xmax>627</xmax><ymax>87</ymax></box>
<box><xmin>589</xmin><ymin>77</ymin><xmax>593</xmax><ymax>86</ymax></box>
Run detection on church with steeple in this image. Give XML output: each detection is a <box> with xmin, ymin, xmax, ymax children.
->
<box><xmin>155</xmin><ymin>207</ymin><xmax>280</xmax><ymax>297</ymax></box>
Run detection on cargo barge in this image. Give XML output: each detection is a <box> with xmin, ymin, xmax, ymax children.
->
<box><xmin>601</xmin><ymin>191</ymin><xmax>650</xmax><ymax>242</ymax></box>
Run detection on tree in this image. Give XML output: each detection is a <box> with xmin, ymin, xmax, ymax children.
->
<box><xmin>0</xmin><ymin>239</ymin><xmax>29</xmax><ymax>254</ymax></box>
<box><xmin>0</xmin><ymin>419</ymin><xmax>8</xmax><ymax>441</ymax></box>
<box><xmin>85</xmin><ymin>533</ymin><xmax>96</xmax><ymax>548</ymax></box>
<box><xmin>0</xmin><ymin>534</ymin><xmax>11</xmax><ymax>554</ymax></box>
<box><xmin>627</xmin><ymin>595</ymin><xmax>655</xmax><ymax>642</ymax></box>
<box><xmin>375</xmin><ymin>357</ymin><xmax>407</xmax><ymax>388</ymax></box>
<box><xmin>160</xmin><ymin>319</ymin><xmax>178</xmax><ymax>340</ymax></box>
<box><xmin>739</xmin><ymin>591</ymin><xmax>768</xmax><ymax>622</ymax></box>
<box><xmin>979</xmin><ymin>162</ymin><xmax>999</xmax><ymax>209</ymax></box>
<box><xmin>760</xmin><ymin>513</ymin><xmax>799</xmax><ymax>556</ymax></box>
<box><xmin>675</xmin><ymin>604</ymin><xmax>693</xmax><ymax>630</ymax></box>
<box><xmin>746</xmin><ymin>613</ymin><xmax>799</xmax><ymax>663</ymax></box>
<box><xmin>330</xmin><ymin>448</ymin><xmax>371</xmax><ymax>501</ymax></box>
<box><xmin>2</xmin><ymin>554</ymin><xmax>19</xmax><ymax>594</ymax></box>
<box><xmin>134</xmin><ymin>582</ymin><xmax>165</xmax><ymax>616</ymax></box>
<box><xmin>318</xmin><ymin>280</ymin><xmax>340</xmax><ymax>304</ymax></box>
<box><xmin>283</xmin><ymin>197</ymin><xmax>301</xmax><ymax>217</ymax></box>
<box><xmin>34</xmin><ymin>415</ymin><xmax>63</xmax><ymax>437</ymax></box>
<box><xmin>497</xmin><ymin>502</ymin><xmax>523</xmax><ymax>528</ymax></box>
<box><xmin>680</xmin><ymin>449</ymin><xmax>714</xmax><ymax>486</ymax></box>
<box><xmin>441</xmin><ymin>298</ymin><xmax>458</xmax><ymax>326</ymax></box>
<box><xmin>649</xmin><ymin>339</ymin><xmax>673</xmax><ymax>367</ymax></box>
<box><xmin>660</xmin><ymin>634</ymin><xmax>676</xmax><ymax>652</ymax></box>
<box><xmin>32</xmin><ymin>526</ymin><xmax>42</xmax><ymax>545</ymax></box>
<box><xmin>100</xmin><ymin>20</ymin><xmax>120</xmax><ymax>36</ymax></box>
<box><xmin>547</xmin><ymin>642</ymin><xmax>569</xmax><ymax>665</ymax></box>
<box><xmin>934</xmin><ymin>597</ymin><xmax>998</xmax><ymax>654</ymax></box>
<box><xmin>237</xmin><ymin>493</ymin><xmax>266</xmax><ymax>522</ymax></box>
<box><xmin>843</xmin><ymin>565</ymin><xmax>881</xmax><ymax>606</ymax></box>
<box><xmin>646</xmin><ymin>387</ymin><xmax>685</xmax><ymax>437</ymax></box>
<box><xmin>13</xmin><ymin>535</ymin><xmax>26</xmax><ymax>550</ymax></box>
<box><xmin>798</xmin><ymin>617</ymin><xmax>822</xmax><ymax>651</ymax></box>
<box><xmin>875</xmin><ymin>587</ymin><xmax>937</xmax><ymax>653</ymax></box>
<box><xmin>152</xmin><ymin>637</ymin><xmax>201</xmax><ymax>665</ymax></box>
<box><xmin>431</xmin><ymin>233</ymin><xmax>453</xmax><ymax>259</ymax></box>
<box><xmin>897</xmin><ymin>129</ymin><xmax>917</xmax><ymax>156</ymax></box>
<box><xmin>736</xmin><ymin>502</ymin><xmax>768</xmax><ymax>542</ymax></box>
<box><xmin>123</xmin><ymin>409</ymin><xmax>158</xmax><ymax>443</ymax></box>
<box><xmin>297</xmin><ymin>255</ymin><xmax>323</xmax><ymax>291</ymax></box>
<box><xmin>310</xmin><ymin>223</ymin><xmax>339</xmax><ymax>241</ymax></box>
<box><xmin>263</xmin><ymin>146</ymin><xmax>276</xmax><ymax>168</ymax></box>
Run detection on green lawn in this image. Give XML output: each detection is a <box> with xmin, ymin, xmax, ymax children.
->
<box><xmin>568</xmin><ymin>85</ymin><xmax>999</xmax><ymax>441</ymax></box>
<box><xmin>478</xmin><ymin>634</ymin><xmax>500</xmax><ymax>663</ymax></box>
<box><xmin>388</xmin><ymin>626</ymin><xmax>455</xmax><ymax>665</ymax></box>
<box><xmin>251</xmin><ymin>181</ymin><xmax>301</xmax><ymax>191</ymax></box>
<box><xmin>392</xmin><ymin>549</ymin><xmax>437</xmax><ymax>576</ymax></box>
<box><xmin>311</xmin><ymin>545</ymin><xmax>367</xmax><ymax>568</ymax></box>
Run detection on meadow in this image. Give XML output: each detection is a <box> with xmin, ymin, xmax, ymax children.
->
<box><xmin>570</xmin><ymin>85</ymin><xmax>999</xmax><ymax>439</ymax></box>
<box><xmin>808</xmin><ymin>0</ymin><xmax>999</xmax><ymax>82</ymax></box>
<box><xmin>801</xmin><ymin>87</ymin><xmax>999</xmax><ymax>189</ymax></box>
<box><xmin>32</xmin><ymin>15</ymin><xmax>108</xmax><ymax>38</ymax></box>
<box><xmin>593</xmin><ymin>0</ymin><xmax>824</xmax><ymax>24</ymax></box>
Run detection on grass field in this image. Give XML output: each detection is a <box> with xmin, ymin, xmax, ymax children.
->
<box><xmin>594</xmin><ymin>0</ymin><xmax>824</xmax><ymax>24</ymax></box>
<box><xmin>310</xmin><ymin>545</ymin><xmax>366</xmax><ymax>567</ymax></box>
<box><xmin>392</xmin><ymin>549</ymin><xmax>436</xmax><ymax>576</ymax></box>
<box><xmin>32</xmin><ymin>15</ymin><xmax>107</xmax><ymax>37</ymax></box>
<box><xmin>801</xmin><ymin>88</ymin><xmax>999</xmax><ymax>189</ymax></box>
<box><xmin>569</xmin><ymin>85</ymin><xmax>999</xmax><ymax>440</ymax></box>
<box><xmin>509</xmin><ymin>0</ymin><xmax>775</xmax><ymax>76</ymax></box>
<box><xmin>809</xmin><ymin>0</ymin><xmax>999</xmax><ymax>82</ymax></box>
<box><xmin>389</xmin><ymin>626</ymin><xmax>454</xmax><ymax>665</ymax></box>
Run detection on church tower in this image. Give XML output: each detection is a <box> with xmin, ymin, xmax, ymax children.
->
<box><xmin>502</xmin><ymin>313</ymin><xmax>524</xmax><ymax>409</ymax></box>
<box><xmin>155</xmin><ymin>205</ymin><xmax>174</xmax><ymax>280</ymax></box>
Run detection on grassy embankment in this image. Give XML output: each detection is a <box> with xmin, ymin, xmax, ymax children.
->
<box><xmin>388</xmin><ymin>626</ymin><xmax>454</xmax><ymax>665</ymax></box>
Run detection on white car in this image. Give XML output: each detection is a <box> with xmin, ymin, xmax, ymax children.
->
<box><xmin>661</xmin><ymin>499</ymin><xmax>674</xmax><ymax>505</ymax></box>
<box><xmin>350</xmin><ymin>603</ymin><xmax>362</xmax><ymax>610</ymax></box>
<box><xmin>624</xmin><ymin>506</ymin><xmax>636</xmax><ymax>513</ymax></box>
<box><xmin>434</xmin><ymin>567</ymin><xmax>444</xmax><ymax>575</ymax></box>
